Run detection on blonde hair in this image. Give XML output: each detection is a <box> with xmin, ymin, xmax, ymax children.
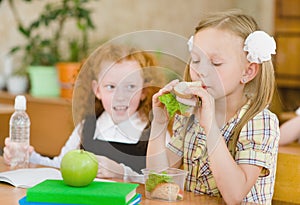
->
<box><xmin>184</xmin><ymin>10</ymin><xmax>276</xmax><ymax>155</ymax></box>
<box><xmin>73</xmin><ymin>44</ymin><xmax>164</xmax><ymax>127</ymax></box>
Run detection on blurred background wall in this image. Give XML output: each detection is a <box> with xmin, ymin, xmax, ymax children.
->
<box><xmin>0</xmin><ymin>0</ymin><xmax>274</xmax><ymax>73</ymax></box>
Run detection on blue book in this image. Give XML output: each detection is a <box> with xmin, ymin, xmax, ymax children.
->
<box><xmin>19</xmin><ymin>197</ymin><xmax>76</xmax><ymax>205</ymax></box>
<box><xmin>19</xmin><ymin>194</ymin><xmax>141</xmax><ymax>205</ymax></box>
<box><xmin>128</xmin><ymin>193</ymin><xmax>141</xmax><ymax>205</ymax></box>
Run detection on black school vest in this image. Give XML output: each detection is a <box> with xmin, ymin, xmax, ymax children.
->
<box><xmin>81</xmin><ymin>115</ymin><xmax>150</xmax><ymax>174</ymax></box>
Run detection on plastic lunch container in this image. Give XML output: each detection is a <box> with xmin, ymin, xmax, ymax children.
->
<box><xmin>141</xmin><ymin>168</ymin><xmax>188</xmax><ymax>201</ymax></box>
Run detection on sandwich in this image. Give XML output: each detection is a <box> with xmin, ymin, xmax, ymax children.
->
<box><xmin>150</xmin><ymin>182</ymin><xmax>180</xmax><ymax>201</ymax></box>
<box><xmin>158</xmin><ymin>81</ymin><xmax>202</xmax><ymax>117</ymax></box>
<box><xmin>145</xmin><ymin>170</ymin><xmax>183</xmax><ymax>201</ymax></box>
<box><xmin>173</xmin><ymin>81</ymin><xmax>202</xmax><ymax>106</ymax></box>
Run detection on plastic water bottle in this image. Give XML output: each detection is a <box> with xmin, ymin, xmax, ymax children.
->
<box><xmin>9</xmin><ymin>95</ymin><xmax>30</xmax><ymax>168</ymax></box>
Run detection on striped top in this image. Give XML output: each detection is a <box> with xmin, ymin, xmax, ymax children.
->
<box><xmin>167</xmin><ymin>102</ymin><xmax>280</xmax><ymax>204</ymax></box>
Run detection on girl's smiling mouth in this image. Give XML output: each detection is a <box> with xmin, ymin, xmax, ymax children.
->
<box><xmin>113</xmin><ymin>106</ymin><xmax>128</xmax><ymax>111</ymax></box>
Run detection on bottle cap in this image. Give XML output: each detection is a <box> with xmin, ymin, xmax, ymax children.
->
<box><xmin>14</xmin><ymin>95</ymin><xmax>26</xmax><ymax>110</ymax></box>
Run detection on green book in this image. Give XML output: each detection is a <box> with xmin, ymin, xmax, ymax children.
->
<box><xmin>26</xmin><ymin>180</ymin><xmax>139</xmax><ymax>205</ymax></box>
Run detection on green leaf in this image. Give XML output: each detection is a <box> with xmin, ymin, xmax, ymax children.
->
<box><xmin>30</xmin><ymin>21</ymin><xmax>40</xmax><ymax>29</ymax></box>
<box><xmin>145</xmin><ymin>171</ymin><xmax>173</xmax><ymax>192</ymax></box>
<box><xmin>18</xmin><ymin>26</ymin><xmax>30</xmax><ymax>37</ymax></box>
<box><xmin>178</xmin><ymin>102</ymin><xmax>190</xmax><ymax>115</ymax></box>
<box><xmin>9</xmin><ymin>46</ymin><xmax>21</xmax><ymax>54</ymax></box>
<box><xmin>158</xmin><ymin>93</ymin><xmax>189</xmax><ymax>117</ymax></box>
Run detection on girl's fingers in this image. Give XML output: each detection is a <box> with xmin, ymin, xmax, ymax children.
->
<box><xmin>190</xmin><ymin>91</ymin><xmax>219</xmax><ymax>138</ymax></box>
<box><xmin>29</xmin><ymin>146</ymin><xmax>34</xmax><ymax>154</ymax></box>
<box><xmin>4</xmin><ymin>137</ymin><xmax>11</xmax><ymax>147</ymax></box>
<box><xmin>159</xmin><ymin>79</ymin><xmax>180</xmax><ymax>94</ymax></box>
<box><xmin>153</xmin><ymin>79</ymin><xmax>180</xmax><ymax>104</ymax></box>
<box><xmin>3</xmin><ymin>147</ymin><xmax>11</xmax><ymax>165</ymax></box>
<box><xmin>188</xmin><ymin>87</ymin><xmax>208</xmax><ymax>102</ymax></box>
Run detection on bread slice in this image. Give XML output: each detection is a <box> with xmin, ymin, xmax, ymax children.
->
<box><xmin>150</xmin><ymin>183</ymin><xmax>180</xmax><ymax>201</ymax></box>
<box><xmin>173</xmin><ymin>81</ymin><xmax>202</xmax><ymax>99</ymax></box>
<box><xmin>173</xmin><ymin>81</ymin><xmax>202</xmax><ymax>108</ymax></box>
<box><xmin>175</xmin><ymin>96</ymin><xmax>198</xmax><ymax>107</ymax></box>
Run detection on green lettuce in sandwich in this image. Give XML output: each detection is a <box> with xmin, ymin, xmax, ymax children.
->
<box><xmin>158</xmin><ymin>93</ymin><xmax>189</xmax><ymax>117</ymax></box>
<box><xmin>158</xmin><ymin>81</ymin><xmax>202</xmax><ymax>117</ymax></box>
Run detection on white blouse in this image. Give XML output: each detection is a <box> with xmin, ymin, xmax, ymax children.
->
<box><xmin>94</xmin><ymin>111</ymin><xmax>147</xmax><ymax>144</ymax></box>
<box><xmin>29</xmin><ymin>111</ymin><xmax>170</xmax><ymax>183</ymax></box>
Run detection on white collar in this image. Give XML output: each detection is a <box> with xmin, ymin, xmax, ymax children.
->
<box><xmin>94</xmin><ymin>111</ymin><xmax>148</xmax><ymax>144</ymax></box>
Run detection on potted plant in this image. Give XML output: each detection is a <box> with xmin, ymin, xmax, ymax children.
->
<box><xmin>5</xmin><ymin>0</ymin><xmax>97</xmax><ymax>97</ymax></box>
<box><xmin>5</xmin><ymin>59</ymin><xmax>29</xmax><ymax>95</ymax></box>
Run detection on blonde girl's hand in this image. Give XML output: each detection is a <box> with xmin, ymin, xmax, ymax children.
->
<box><xmin>152</xmin><ymin>79</ymin><xmax>180</xmax><ymax>122</ymax></box>
<box><xmin>188</xmin><ymin>87</ymin><xmax>216</xmax><ymax>133</ymax></box>
<box><xmin>96</xmin><ymin>155</ymin><xmax>124</xmax><ymax>179</ymax></box>
<box><xmin>152</xmin><ymin>79</ymin><xmax>180</xmax><ymax>108</ymax></box>
<box><xmin>3</xmin><ymin>137</ymin><xmax>34</xmax><ymax>165</ymax></box>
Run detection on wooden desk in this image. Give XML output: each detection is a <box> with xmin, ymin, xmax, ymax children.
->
<box><xmin>273</xmin><ymin>143</ymin><xmax>300</xmax><ymax>204</ymax></box>
<box><xmin>0</xmin><ymin>157</ymin><xmax>226</xmax><ymax>205</ymax></box>
<box><xmin>0</xmin><ymin>103</ymin><xmax>14</xmax><ymax>114</ymax></box>
<box><xmin>0</xmin><ymin>157</ymin><xmax>40</xmax><ymax>205</ymax></box>
<box><xmin>0</xmin><ymin>103</ymin><xmax>14</xmax><ymax>155</ymax></box>
<box><xmin>1</xmin><ymin>155</ymin><xmax>290</xmax><ymax>205</ymax></box>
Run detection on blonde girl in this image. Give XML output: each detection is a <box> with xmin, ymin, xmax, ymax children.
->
<box><xmin>147</xmin><ymin>10</ymin><xmax>279</xmax><ymax>204</ymax></box>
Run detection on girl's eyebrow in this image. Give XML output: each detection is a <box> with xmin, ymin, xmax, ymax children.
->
<box><xmin>122</xmin><ymin>81</ymin><xmax>140</xmax><ymax>85</ymax></box>
<box><xmin>210</xmin><ymin>54</ymin><xmax>224</xmax><ymax>61</ymax></box>
<box><xmin>191</xmin><ymin>49</ymin><xmax>224</xmax><ymax>61</ymax></box>
<box><xmin>101</xmin><ymin>81</ymin><xmax>116</xmax><ymax>85</ymax></box>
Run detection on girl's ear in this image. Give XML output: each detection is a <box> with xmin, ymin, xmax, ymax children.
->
<box><xmin>92</xmin><ymin>80</ymin><xmax>101</xmax><ymax>99</ymax></box>
<box><xmin>241</xmin><ymin>62</ymin><xmax>259</xmax><ymax>84</ymax></box>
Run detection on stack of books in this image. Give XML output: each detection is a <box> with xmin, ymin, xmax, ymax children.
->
<box><xmin>19</xmin><ymin>179</ymin><xmax>141</xmax><ymax>205</ymax></box>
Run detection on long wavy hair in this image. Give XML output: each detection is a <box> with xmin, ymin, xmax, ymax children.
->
<box><xmin>73</xmin><ymin>44</ymin><xmax>165</xmax><ymax>136</ymax></box>
<box><xmin>183</xmin><ymin>10</ymin><xmax>276</xmax><ymax>155</ymax></box>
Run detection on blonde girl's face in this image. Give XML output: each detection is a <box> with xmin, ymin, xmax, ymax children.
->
<box><xmin>93</xmin><ymin>60</ymin><xmax>144</xmax><ymax>124</ymax></box>
<box><xmin>190</xmin><ymin>28</ymin><xmax>248</xmax><ymax>100</ymax></box>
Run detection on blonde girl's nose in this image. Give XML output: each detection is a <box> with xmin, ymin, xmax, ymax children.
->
<box><xmin>190</xmin><ymin>66</ymin><xmax>204</xmax><ymax>81</ymax></box>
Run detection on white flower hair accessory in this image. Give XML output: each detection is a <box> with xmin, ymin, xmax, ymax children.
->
<box><xmin>243</xmin><ymin>31</ymin><xmax>276</xmax><ymax>64</ymax></box>
<box><xmin>187</xmin><ymin>36</ymin><xmax>194</xmax><ymax>52</ymax></box>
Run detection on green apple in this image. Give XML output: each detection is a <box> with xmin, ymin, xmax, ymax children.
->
<box><xmin>60</xmin><ymin>149</ymin><xmax>98</xmax><ymax>187</ymax></box>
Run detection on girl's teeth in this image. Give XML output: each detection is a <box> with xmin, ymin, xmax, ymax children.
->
<box><xmin>114</xmin><ymin>106</ymin><xmax>127</xmax><ymax>110</ymax></box>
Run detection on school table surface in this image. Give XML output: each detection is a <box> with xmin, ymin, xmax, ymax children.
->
<box><xmin>0</xmin><ymin>103</ymin><xmax>14</xmax><ymax>114</ymax></box>
<box><xmin>0</xmin><ymin>158</ymin><xmax>227</xmax><ymax>205</ymax></box>
<box><xmin>0</xmin><ymin>157</ymin><xmax>227</xmax><ymax>205</ymax></box>
<box><xmin>0</xmin><ymin>150</ymin><xmax>296</xmax><ymax>205</ymax></box>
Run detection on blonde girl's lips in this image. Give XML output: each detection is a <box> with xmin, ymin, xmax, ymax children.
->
<box><xmin>199</xmin><ymin>81</ymin><xmax>207</xmax><ymax>90</ymax></box>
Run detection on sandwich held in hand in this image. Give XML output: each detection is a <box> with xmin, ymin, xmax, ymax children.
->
<box><xmin>159</xmin><ymin>81</ymin><xmax>202</xmax><ymax>117</ymax></box>
<box><xmin>60</xmin><ymin>150</ymin><xmax>98</xmax><ymax>187</ymax></box>
<box><xmin>173</xmin><ymin>81</ymin><xmax>202</xmax><ymax>99</ymax></box>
